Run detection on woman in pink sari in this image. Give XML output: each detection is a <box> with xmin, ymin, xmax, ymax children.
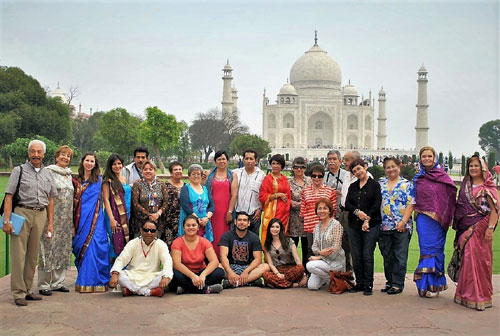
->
<box><xmin>453</xmin><ymin>155</ymin><xmax>499</xmax><ymax>311</ymax></box>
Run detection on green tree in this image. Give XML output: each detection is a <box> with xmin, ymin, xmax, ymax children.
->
<box><xmin>0</xmin><ymin>66</ymin><xmax>72</xmax><ymax>146</ymax></box>
<box><xmin>173</xmin><ymin>120</ymin><xmax>195</xmax><ymax>164</ymax></box>
<box><xmin>72</xmin><ymin>112</ymin><xmax>106</xmax><ymax>154</ymax></box>
<box><xmin>438</xmin><ymin>152</ymin><xmax>444</xmax><ymax>165</ymax></box>
<box><xmin>448</xmin><ymin>151</ymin><xmax>454</xmax><ymax>170</ymax></box>
<box><xmin>401</xmin><ymin>164</ymin><xmax>417</xmax><ymax>180</ymax></box>
<box><xmin>229</xmin><ymin>134</ymin><xmax>271</xmax><ymax>160</ymax></box>
<box><xmin>367</xmin><ymin>165</ymin><xmax>385</xmax><ymax>180</ymax></box>
<box><xmin>3</xmin><ymin>136</ymin><xmax>58</xmax><ymax>166</ymax></box>
<box><xmin>478</xmin><ymin>119</ymin><xmax>500</xmax><ymax>158</ymax></box>
<box><xmin>99</xmin><ymin>108</ymin><xmax>141</xmax><ymax>156</ymax></box>
<box><xmin>487</xmin><ymin>152</ymin><xmax>496</xmax><ymax>172</ymax></box>
<box><xmin>140</xmin><ymin>106</ymin><xmax>181</xmax><ymax>173</ymax></box>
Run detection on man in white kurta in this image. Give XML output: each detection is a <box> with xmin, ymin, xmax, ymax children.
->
<box><xmin>109</xmin><ymin>221</ymin><xmax>173</xmax><ymax>297</ymax></box>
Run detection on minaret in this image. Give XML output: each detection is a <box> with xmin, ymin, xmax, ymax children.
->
<box><xmin>415</xmin><ymin>64</ymin><xmax>429</xmax><ymax>149</ymax></box>
<box><xmin>221</xmin><ymin>60</ymin><xmax>234</xmax><ymax>114</ymax></box>
<box><xmin>377</xmin><ymin>87</ymin><xmax>387</xmax><ymax>149</ymax></box>
<box><xmin>231</xmin><ymin>85</ymin><xmax>238</xmax><ymax>112</ymax></box>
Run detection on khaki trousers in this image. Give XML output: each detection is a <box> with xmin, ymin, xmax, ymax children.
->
<box><xmin>10</xmin><ymin>207</ymin><xmax>47</xmax><ymax>299</ymax></box>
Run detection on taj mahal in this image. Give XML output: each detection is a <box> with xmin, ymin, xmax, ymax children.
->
<box><xmin>221</xmin><ymin>33</ymin><xmax>429</xmax><ymax>159</ymax></box>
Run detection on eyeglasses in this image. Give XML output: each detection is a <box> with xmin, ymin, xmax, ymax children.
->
<box><xmin>142</xmin><ymin>228</ymin><xmax>157</xmax><ymax>233</ymax></box>
<box><xmin>293</xmin><ymin>166</ymin><xmax>306</xmax><ymax>169</ymax></box>
<box><xmin>311</xmin><ymin>174</ymin><xmax>324</xmax><ymax>179</ymax></box>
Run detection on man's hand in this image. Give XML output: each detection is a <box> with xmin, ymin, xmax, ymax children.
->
<box><xmin>46</xmin><ymin>223</ymin><xmax>54</xmax><ymax>239</ymax></box>
<box><xmin>2</xmin><ymin>222</ymin><xmax>14</xmax><ymax>235</ymax></box>
<box><xmin>253</xmin><ymin>209</ymin><xmax>261</xmax><ymax>221</ymax></box>
<box><xmin>160</xmin><ymin>277</ymin><xmax>170</xmax><ymax>289</ymax></box>
<box><xmin>109</xmin><ymin>273</ymin><xmax>119</xmax><ymax>288</ymax></box>
<box><xmin>239</xmin><ymin>271</ymin><xmax>249</xmax><ymax>286</ymax></box>
<box><xmin>228</xmin><ymin>271</ymin><xmax>239</xmax><ymax>286</ymax></box>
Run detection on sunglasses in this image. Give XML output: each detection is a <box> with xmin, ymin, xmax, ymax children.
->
<box><xmin>142</xmin><ymin>228</ymin><xmax>157</xmax><ymax>233</ymax></box>
<box><xmin>293</xmin><ymin>166</ymin><xmax>306</xmax><ymax>169</ymax></box>
<box><xmin>311</xmin><ymin>174</ymin><xmax>324</xmax><ymax>179</ymax></box>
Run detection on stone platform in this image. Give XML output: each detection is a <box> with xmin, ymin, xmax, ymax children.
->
<box><xmin>0</xmin><ymin>269</ymin><xmax>499</xmax><ymax>335</ymax></box>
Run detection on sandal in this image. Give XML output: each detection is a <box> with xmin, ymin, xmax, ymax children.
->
<box><xmin>298</xmin><ymin>275</ymin><xmax>308</xmax><ymax>288</ymax></box>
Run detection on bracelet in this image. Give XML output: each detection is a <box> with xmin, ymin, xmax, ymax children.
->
<box><xmin>227</xmin><ymin>210</ymin><xmax>233</xmax><ymax>214</ymax></box>
<box><xmin>488</xmin><ymin>225</ymin><xmax>496</xmax><ymax>229</ymax></box>
<box><xmin>111</xmin><ymin>271</ymin><xmax>119</xmax><ymax>275</ymax></box>
<box><xmin>354</xmin><ymin>209</ymin><xmax>360</xmax><ymax>216</ymax></box>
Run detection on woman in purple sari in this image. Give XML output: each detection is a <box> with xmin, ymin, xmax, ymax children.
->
<box><xmin>453</xmin><ymin>155</ymin><xmax>498</xmax><ymax>310</ymax></box>
<box><xmin>401</xmin><ymin>146</ymin><xmax>457</xmax><ymax>298</ymax></box>
<box><xmin>103</xmin><ymin>154</ymin><xmax>132</xmax><ymax>258</ymax></box>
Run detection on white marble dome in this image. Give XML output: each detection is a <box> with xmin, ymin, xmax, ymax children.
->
<box><xmin>290</xmin><ymin>43</ymin><xmax>342</xmax><ymax>89</ymax></box>
<box><xmin>279</xmin><ymin>82</ymin><xmax>297</xmax><ymax>95</ymax></box>
<box><xmin>343</xmin><ymin>83</ymin><xmax>358</xmax><ymax>96</ymax></box>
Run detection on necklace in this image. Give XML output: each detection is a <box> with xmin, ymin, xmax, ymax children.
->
<box><xmin>141</xmin><ymin>238</ymin><xmax>156</xmax><ymax>258</ymax></box>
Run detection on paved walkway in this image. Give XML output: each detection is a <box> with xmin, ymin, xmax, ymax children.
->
<box><xmin>0</xmin><ymin>269</ymin><xmax>499</xmax><ymax>335</ymax></box>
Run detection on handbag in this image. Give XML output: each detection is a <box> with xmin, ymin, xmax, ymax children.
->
<box><xmin>329</xmin><ymin>270</ymin><xmax>355</xmax><ymax>294</ymax></box>
<box><xmin>0</xmin><ymin>166</ymin><xmax>23</xmax><ymax>215</ymax></box>
<box><xmin>447</xmin><ymin>225</ymin><xmax>475</xmax><ymax>282</ymax></box>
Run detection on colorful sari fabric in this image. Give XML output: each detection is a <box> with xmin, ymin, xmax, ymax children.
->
<box><xmin>259</xmin><ymin>173</ymin><xmax>291</xmax><ymax>245</ymax></box>
<box><xmin>104</xmin><ymin>182</ymin><xmax>131</xmax><ymax>258</ymax></box>
<box><xmin>72</xmin><ymin>176</ymin><xmax>110</xmax><ymax>293</ymax></box>
<box><xmin>453</xmin><ymin>157</ymin><xmax>499</xmax><ymax>310</ymax></box>
<box><xmin>178</xmin><ymin>184</ymin><xmax>214</xmax><ymax>242</ymax></box>
<box><xmin>412</xmin><ymin>161</ymin><xmax>457</xmax><ymax>296</ymax></box>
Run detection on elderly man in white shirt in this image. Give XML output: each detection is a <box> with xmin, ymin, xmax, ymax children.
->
<box><xmin>109</xmin><ymin>220</ymin><xmax>173</xmax><ymax>297</ymax></box>
<box><xmin>231</xmin><ymin>150</ymin><xmax>265</xmax><ymax>235</ymax></box>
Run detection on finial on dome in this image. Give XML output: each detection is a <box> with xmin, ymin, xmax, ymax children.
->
<box><xmin>57</xmin><ymin>81</ymin><xmax>60</xmax><ymax>89</ymax></box>
<box><xmin>287</xmin><ymin>78</ymin><xmax>289</xmax><ymax>83</ymax></box>
<box><xmin>227</xmin><ymin>59</ymin><xmax>229</xmax><ymax>65</ymax></box>
<box><xmin>348</xmin><ymin>79</ymin><xmax>351</xmax><ymax>85</ymax></box>
<box><xmin>314</xmin><ymin>30</ymin><xmax>318</xmax><ymax>45</ymax></box>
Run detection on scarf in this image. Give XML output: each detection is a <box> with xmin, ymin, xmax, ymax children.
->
<box><xmin>411</xmin><ymin>161</ymin><xmax>457</xmax><ymax>230</ymax></box>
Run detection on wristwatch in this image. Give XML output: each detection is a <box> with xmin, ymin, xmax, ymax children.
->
<box><xmin>3</xmin><ymin>220</ymin><xmax>11</xmax><ymax>225</ymax></box>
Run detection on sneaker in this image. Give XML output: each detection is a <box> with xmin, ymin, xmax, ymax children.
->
<box><xmin>363</xmin><ymin>286</ymin><xmax>373</xmax><ymax>296</ymax></box>
<box><xmin>222</xmin><ymin>279</ymin><xmax>234</xmax><ymax>289</ymax></box>
<box><xmin>150</xmin><ymin>287</ymin><xmax>164</xmax><ymax>297</ymax></box>
<box><xmin>250</xmin><ymin>278</ymin><xmax>265</xmax><ymax>288</ymax></box>
<box><xmin>206</xmin><ymin>284</ymin><xmax>223</xmax><ymax>294</ymax></box>
<box><xmin>176</xmin><ymin>286</ymin><xmax>185</xmax><ymax>295</ymax></box>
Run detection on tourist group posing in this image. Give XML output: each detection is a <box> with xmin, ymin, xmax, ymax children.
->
<box><xmin>1</xmin><ymin>141</ymin><xmax>498</xmax><ymax>312</ymax></box>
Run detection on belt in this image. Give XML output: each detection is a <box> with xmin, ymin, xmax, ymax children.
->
<box><xmin>18</xmin><ymin>205</ymin><xmax>46</xmax><ymax>211</ymax></box>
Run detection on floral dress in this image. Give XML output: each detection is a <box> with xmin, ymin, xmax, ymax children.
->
<box><xmin>288</xmin><ymin>176</ymin><xmax>312</xmax><ymax>237</ymax></box>
<box><xmin>379</xmin><ymin>177</ymin><xmax>413</xmax><ymax>233</ymax></box>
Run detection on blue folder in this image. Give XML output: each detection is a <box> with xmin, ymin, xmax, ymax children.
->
<box><xmin>0</xmin><ymin>213</ymin><xmax>26</xmax><ymax>235</ymax></box>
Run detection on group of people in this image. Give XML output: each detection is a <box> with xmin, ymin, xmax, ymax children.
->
<box><xmin>1</xmin><ymin>140</ymin><xmax>498</xmax><ymax>312</ymax></box>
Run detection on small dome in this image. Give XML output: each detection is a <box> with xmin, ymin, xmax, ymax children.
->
<box><xmin>224</xmin><ymin>61</ymin><xmax>232</xmax><ymax>70</ymax></box>
<box><xmin>343</xmin><ymin>83</ymin><xmax>358</xmax><ymax>97</ymax></box>
<box><xmin>418</xmin><ymin>64</ymin><xmax>427</xmax><ymax>73</ymax></box>
<box><xmin>379</xmin><ymin>86</ymin><xmax>386</xmax><ymax>95</ymax></box>
<box><xmin>50</xmin><ymin>87</ymin><xmax>68</xmax><ymax>103</ymax></box>
<box><xmin>279</xmin><ymin>82</ymin><xmax>297</xmax><ymax>96</ymax></box>
<box><xmin>290</xmin><ymin>44</ymin><xmax>342</xmax><ymax>89</ymax></box>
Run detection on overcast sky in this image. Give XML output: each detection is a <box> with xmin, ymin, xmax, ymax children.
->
<box><xmin>1</xmin><ymin>0</ymin><xmax>498</xmax><ymax>156</ymax></box>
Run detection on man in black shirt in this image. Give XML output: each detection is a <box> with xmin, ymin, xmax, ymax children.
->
<box><xmin>219</xmin><ymin>212</ymin><xmax>269</xmax><ymax>288</ymax></box>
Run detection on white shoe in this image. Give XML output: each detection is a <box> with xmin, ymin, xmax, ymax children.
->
<box><xmin>425</xmin><ymin>291</ymin><xmax>439</xmax><ymax>298</ymax></box>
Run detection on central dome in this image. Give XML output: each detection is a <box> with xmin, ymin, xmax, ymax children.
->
<box><xmin>289</xmin><ymin>43</ymin><xmax>342</xmax><ymax>89</ymax></box>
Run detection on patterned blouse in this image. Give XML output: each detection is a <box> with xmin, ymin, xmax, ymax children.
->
<box><xmin>379</xmin><ymin>176</ymin><xmax>413</xmax><ymax>232</ymax></box>
<box><xmin>311</xmin><ymin>218</ymin><xmax>345</xmax><ymax>268</ymax></box>
<box><xmin>300</xmin><ymin>184</ymin><xmax>337</xmax><ymax>233</ymax></box>
<box><xmin>288</xmin><ymin>176</ymin><xmax>312</xmax><ymax>237</ymax></box>
<box><xmin>131</xmin><ymin>178</ymin><xmax>170</xmax><ymax>237</ymax></box>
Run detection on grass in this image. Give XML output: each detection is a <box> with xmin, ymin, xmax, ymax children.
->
<box><xmin>0</xmin><ymin>175</ymin><xmax>499</xmax><ymax>278</ymax></box>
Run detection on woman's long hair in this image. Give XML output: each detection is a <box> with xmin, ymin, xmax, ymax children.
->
<box><xmin>77</xmin><ymin>152</ymin><xmax>100</xmax><ymax>183</ymax></box>
<box><xmin>264</xmin><ymin>218</ymin><xmax>290</xmax><ymax>252</ymax></box>
<box><xmin>103</xmin><ymin>153</ymin><xmax>124</xmax><ymax>193</ymax></box>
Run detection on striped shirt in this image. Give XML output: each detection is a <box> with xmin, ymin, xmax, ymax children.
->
<box><xmin>299</xmin><ymin>184</ymin><xmax>337</xmax><ymax>233</ymax></box>
<box><xmin>233</xmin><ymin>167</ymin><xmax>265</xmax><ymax>215</ymax></box>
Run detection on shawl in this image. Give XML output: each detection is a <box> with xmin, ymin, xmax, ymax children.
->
<box><xmin>47</xmin><ymin>164</ymin><xmax>73</xmax><ymax>176</ymax></box>
<box><xmin>454</xmin><ymin>156</ymin><xmax>499</xmax><ymax>239</ymax></box>
<box><xmin>411</xmin><ymin>161</ymin><xmax>457</xmax><ymax>230</ymax></box>
<box><xmin>206</xmin><ymin>166</ymin><xmax>234</xmax><ymax>195</ymax></box>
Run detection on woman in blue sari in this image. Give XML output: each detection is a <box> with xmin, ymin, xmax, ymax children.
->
<box><xmin>400</xmin><ymin>146</ymin><xmax>456</xmax><ymax>298</ymax></box>
<box><xmin>103</xmin><ymin>154</ymin><xmax>132</xmax><ymax>259</ymax></box>
<box><xmin>178</xmin><ymin>164</ymin><xmax>214</xmax><ymax>242</ymax></box>
<box><xmin>72</xmin><ymin>152</ymin><xmax>110</xmax><ymax>293</ymax></box>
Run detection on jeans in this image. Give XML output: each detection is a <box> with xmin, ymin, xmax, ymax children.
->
<box><xmin>348</xmin><ymin>225</ymin><xmax>379</xmax><ymax>288</ymax></box>
<box><xmin>378</xmin><ymin>229</ymin><xmax>411</xmax><ymax>289</ymax></box>
<box><xmin>170</xmin><ymin>267</ymin><xmax>225</xmax><ymax>294</ymax></box>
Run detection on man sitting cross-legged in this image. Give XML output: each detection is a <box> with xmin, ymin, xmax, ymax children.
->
<box><xmin>219</xmin><ymin>212</ymin><xmax>269</xmax><ymax>288</ymax></box>
<box><xmin>109</xmin><ymin>220</ymin><xmax>173</xmax><ymax>297</ymax></box>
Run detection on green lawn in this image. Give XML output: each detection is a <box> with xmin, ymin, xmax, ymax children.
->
<box><xmin>0</xmin><ymin>175</ymin><xmax>499</xmax><ymax>277</ymax></box>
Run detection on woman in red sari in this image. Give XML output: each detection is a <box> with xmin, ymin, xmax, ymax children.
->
<box><xmin>453</xmin><ymin>155</ymin><xmax>499</xmax><ymax>311</ymax></box>
<box><xmin>259</xmin><ymin>154</ymin><xmax>291</xmax><ymax>245</ymax></box>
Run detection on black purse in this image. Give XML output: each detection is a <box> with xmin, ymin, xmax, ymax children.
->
<box><xmin>0</xmin><ymin>166</ymin><xmax>23</xmax><ymax>216</ymax></box>
<box><xmin>447</xmin><ymin>225</ymin><xmax>475</xmax><ymax>282</ymax></box>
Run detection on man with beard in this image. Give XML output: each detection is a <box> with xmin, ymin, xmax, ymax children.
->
<box><xmin>219</xmin><ymin>212</ymin><xmax>269</xmax><ymax>288</ymax></box>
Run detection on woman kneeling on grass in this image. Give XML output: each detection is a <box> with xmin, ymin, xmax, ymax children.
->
<box><xmin>262</xmin><ymin>218</ymin><xmax>307</xmax><ymax>288</ymax></box>
<box><xmin>170</xmin><ymin>215</ymin><xmax>225</xmax><ymax>294</ymax></box>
